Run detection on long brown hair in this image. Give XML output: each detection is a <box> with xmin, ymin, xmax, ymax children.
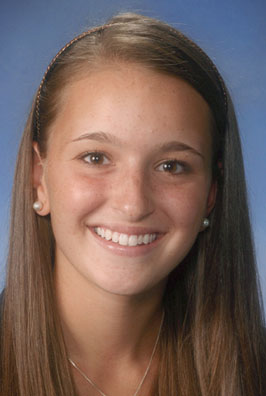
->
<box><xmin>1</xmin><ymin>13</ymin><xmax>265</xmax><ymax>396</ymax></box>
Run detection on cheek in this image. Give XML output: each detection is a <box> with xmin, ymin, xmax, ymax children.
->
<box><xmin>46</xmin><ymin>171</ymin><xmax>108</xmax><ymax>224</ymax></box>
<box><xmin>156</xmin><ymin>180</ymin><xmax>209</xmax><ymax>226</ymax></box>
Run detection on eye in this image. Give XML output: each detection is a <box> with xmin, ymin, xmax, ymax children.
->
<box><xmin>82</xmin><ymin>152</ymin><xmax>110</xmax><ymax>165</ymax></box>
<box><xmin>156</xmin><ymin>160</ymin><xmax>185</xmax><ymax>174</ymax></box>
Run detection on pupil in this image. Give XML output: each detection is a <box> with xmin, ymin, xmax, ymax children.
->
<box><xmin>163</xmin><ymin>162</ymin><xmax>174</xmax><ymax>172</ymax></box>
<box><xmin>92</xmin><ymin>155</ymin><xmax>101</xmax><ymax>163</ymax></box>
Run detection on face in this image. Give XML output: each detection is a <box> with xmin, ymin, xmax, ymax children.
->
<box><xmin>34</xmin><ymin>63</ymin><xmax>216</xmax><ymax>297</ymax></box>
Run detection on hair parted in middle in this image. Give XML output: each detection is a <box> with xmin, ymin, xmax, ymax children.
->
<box><xmin>2</xmin><ymin>12</ymin><xmax>265</xmax><ymax>396</ymax></box>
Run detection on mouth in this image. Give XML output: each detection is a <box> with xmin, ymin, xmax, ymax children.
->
<box><xmin>89</xmin><ymin>225</ymin><xmax>165</xmax><ymax>257</ymax></box>
<box><xmin>93</xmin><ymin>227</ymin><xmax>158</xmax><ymax>247</ymax></box>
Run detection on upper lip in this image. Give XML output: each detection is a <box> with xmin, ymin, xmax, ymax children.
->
<box><xmin>89</xmin><ymin>224</ymin><xmax>166</xmax><ymax>235</ymax></box>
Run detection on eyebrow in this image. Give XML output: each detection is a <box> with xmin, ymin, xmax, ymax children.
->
<box><xmin>71</xmin><ymin>131</ymin><xmax>121</xmax><ymax>145</ymax></box>
<box><xmin>156</xmin><ymin>141</ymin><xmax>204</xmax><ymax>159</ymax></box>
<box><xmin>71</xmin><ymin>131</ymin><xmax>204</xmax><ymax>159</ymax></box>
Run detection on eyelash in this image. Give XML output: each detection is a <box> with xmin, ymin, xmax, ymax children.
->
<box><xmin>79</xmin><ymin>152</ymin><xmax>188</xmax><ymax>175</ymax></box>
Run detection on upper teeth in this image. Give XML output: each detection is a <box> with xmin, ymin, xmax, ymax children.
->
<box><xmin>94</xmin><ymin>227</ymin><xmax>157</xmax><ymax>246</ymax></box>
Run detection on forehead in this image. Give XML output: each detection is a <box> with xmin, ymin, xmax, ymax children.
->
<box><xmin>47</xmin><ymin>63</ymin><xmax>213</xmax><ymax>154</ymax></box>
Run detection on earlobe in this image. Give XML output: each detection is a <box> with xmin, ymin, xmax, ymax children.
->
<box><xmin>32</xmin><ymin>142</ymin><xmax>50</xmax><ymax>216</ymax></box>
<box><xmin>199</xmin><ymin>181</ymin><xmax>217</xmax><ymax>232</ymax></box>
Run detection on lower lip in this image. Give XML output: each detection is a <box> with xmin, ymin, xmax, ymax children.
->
<box><xmin>89</xmin><ymin>228</ymin><xmax>164</xmax><ymax>257</ymax></box>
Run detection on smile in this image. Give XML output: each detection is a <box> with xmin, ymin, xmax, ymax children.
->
<box><xmin>94</xmin><ymin>227</ymin><xmax>157</xmax><ymax>247</ymax></box>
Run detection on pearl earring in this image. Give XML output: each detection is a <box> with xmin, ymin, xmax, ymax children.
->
<box><xmin>202</xmin><ymin>218</ymin><xmax>210</xmax><ymax>228</ymax></box>
<box><xmin>33</xmin><ymin>201</ymin><xmax>43</xmax><ymax>212</ymax></box>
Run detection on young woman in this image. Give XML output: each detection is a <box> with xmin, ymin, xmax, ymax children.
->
<box><xmin>0</xmin><ymin>12</ymin><xmax>265</xmax><ymax>396</ymax></box>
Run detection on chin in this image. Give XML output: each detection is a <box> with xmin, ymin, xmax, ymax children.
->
<box><xmin>92</xmin><ymin>272</ymin><xmax>167</xmax><ymax>298</ymax></box>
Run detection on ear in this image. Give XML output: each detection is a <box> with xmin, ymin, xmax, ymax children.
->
<box><xmin>32</xmin><ymin>142</ymin><xmax>50</xmax><ymax>216</ymax></box>
<box><xmin>206</xmin><ymin>179</ymin><xmax>217</xmax><ymax>216</ymax></box>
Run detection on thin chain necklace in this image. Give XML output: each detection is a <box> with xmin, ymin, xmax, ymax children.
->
<box><xmin>68</xmin><ymin>310</ymin><xmax>165</xmax><ymax>396</ymax></box>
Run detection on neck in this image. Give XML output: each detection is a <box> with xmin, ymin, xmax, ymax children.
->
<box><xmin>54</xmin><ymin>260</ymin><xmax>165</xmax><ymax>376</ymax></box>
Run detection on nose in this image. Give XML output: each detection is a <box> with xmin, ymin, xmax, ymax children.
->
<box><xmin>110</xmin><ymin>168</ymin><xmax>155</xmax><ymax>221</ymax></box>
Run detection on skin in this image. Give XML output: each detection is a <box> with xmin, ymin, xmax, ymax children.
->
<box><xmin>33</xmin><ymin>63</ymin><xmax>216</xmax><ymax>396</ymax></box>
